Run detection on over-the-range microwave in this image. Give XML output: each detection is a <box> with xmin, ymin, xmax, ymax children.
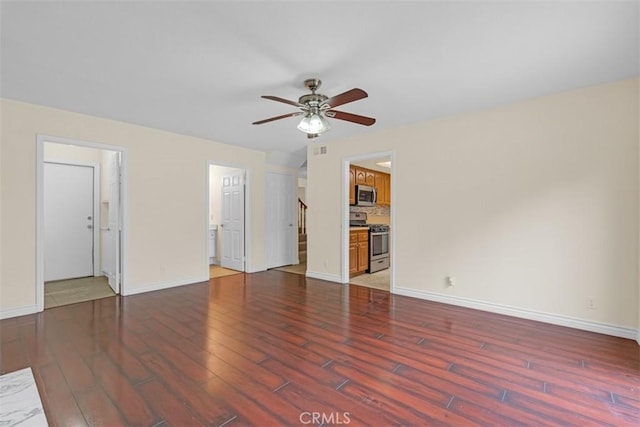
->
<box><xmin>356</xmin><ymin>185</ymin><xmax>377</xmax><ymax>206</ymax></box>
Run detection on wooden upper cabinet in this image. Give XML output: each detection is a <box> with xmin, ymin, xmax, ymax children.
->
<box><xmin>373</xmin><ymin>171</ymin><xmax>390</xmax><ymax>206</ymax></box>
<box><xmin>375</xmin><ymin>172</ymin><xmax>386</xmax><ymax>205</ymax></box>
<box><xmin>365</xmin><ymin>170</ymin><xmax>375</xmax><ymax>186</ymax></box>
<box><xmin>349</xmin><ymin>167</ymin><xmax>356</xmax><ymax>205</ymax></box>
<box><xmin>355</xmin><ymin>167</ymin><xmax>367</xmax><ymax>185</ymax></box>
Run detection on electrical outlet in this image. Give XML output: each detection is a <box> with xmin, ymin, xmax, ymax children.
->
<box><xmin>586</xmin><ymin>296</ymin><xmax>596</xmax><ymax>309</ymax></box>
<box><xmin>446</xmin><ymin>276</ymin><xmax>455</xmax><ymax>287</ymax></box>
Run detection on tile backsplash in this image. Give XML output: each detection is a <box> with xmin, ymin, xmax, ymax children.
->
<box><xmin>350</xmin><ymin>205</ymin><xmax>390</xmax><ymax>216</ymax></box>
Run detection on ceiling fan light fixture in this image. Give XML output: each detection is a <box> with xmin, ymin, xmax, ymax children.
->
<box><xmin>297</xmin><ymin>110</ymin><xmax>329</xmax><ymax>134</ymax></box>
<box><xmin>253</xmin><ymin>78</ymin><xmax>375</xmax><ymax>136</ymax></box>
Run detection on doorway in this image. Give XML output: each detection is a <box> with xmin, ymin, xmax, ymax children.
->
<box><xmin>37</xmin><ymin>135</ymin><xmax>126</xmax><ymax>311</ymax></box>
<box><xmin>266</xmin><ymin>172</ymin><xmax>297</xmax><ymax>269</ymax></box>
<box><xmin>44</xmin><ymin>162</ymin><xmax>97</xmax><ymax>281</ymax></box>
<box><xmin>208</xmin><ymin>163</ymin><xmax>247</xmax><ymax>276</ymax></box>
<box><xmin>343</xmin><ymin>152</ymin><xmax>394</xmax><ymax>292</ymax></box>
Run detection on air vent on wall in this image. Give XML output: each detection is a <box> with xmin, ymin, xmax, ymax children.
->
<box><xmin>313</xmin><ymin>146</ymin><xmax>327</xmax><ymax>155</ymax></box>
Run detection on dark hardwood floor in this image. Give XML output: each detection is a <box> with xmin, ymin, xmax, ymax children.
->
<box><xmin>1</xmin><ymin>271</ymin><xmax>639</xmax><ymax>426</ymax></box>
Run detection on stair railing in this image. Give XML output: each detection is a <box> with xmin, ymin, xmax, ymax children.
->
<box><xmin>298</xmin><ymin>198</ymin><xmax>307</xmax><ymax>235</ymax></box>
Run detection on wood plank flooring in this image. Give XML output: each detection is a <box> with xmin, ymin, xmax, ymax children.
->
<box><xmin>1</xmin><ymin>271</ymin><xmax>639</xmax><ymax>426</ymax></box>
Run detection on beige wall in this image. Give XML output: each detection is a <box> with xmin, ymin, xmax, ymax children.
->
<box><xmin>307</xmin><ymin>78</ymin><xmax>639</xmax><ymax>334</ymax></box>
<box><xmin>1</xmin><ymin>99</ymin><xmax>267</xmax><ymax>314</ymax></box>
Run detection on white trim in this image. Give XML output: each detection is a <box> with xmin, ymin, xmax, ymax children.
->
<box><xmin>394</xmin><ymin>286</ymin><xmax>638</xmax><ymax>340</ymax></box>
<box><xmin>36</xmin><ymin>134</ymin><xmax>128</xmax><ymax>314</ymax></box>
<box><xmin>36</xmin><ymin>140</ymin><xmax>44</xmax><ymax>311</ymax></box>
<box><xmin>306</xmin><ymin>270</ymin><xmax>344</xmax><ymax>284</ymax></box>
<box><xmin>119</xmin><ymin>151</ymin><xmax>129</xmax><ymax>295</ymax></box>
<box><xmin>636</xmin><ymin>329</ymin><xmax>640</xmax><ymax>346</ymax></box>
<box><xmin>0</xmin><ymin>305</ymin><xmax>39</xmax><ymax>320</ymax></box>
<box><xmin>341</xmin><ymin>151</ymin><xmax>395</xmax><ymax>291</ymax></box>
<box><xmin>243</xmin><ymin>168</ymin><xmax>252</xmax><ymax>272</ymax></box>
<box><xmin>206</xmin><ymin>161</ymin><xmax>213</xmax><ymax>272</ymax></box>
<box><xmin>122</xmin><ymin>276</ymin><xmax>209</xmax><ymax>296</ymax></box>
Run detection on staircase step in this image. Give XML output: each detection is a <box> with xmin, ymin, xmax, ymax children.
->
<box><xmin>299</xmin><ymin>233</ymin><xmax>307</xmax><ymax>242</ymax></box>
<box><xmin>298</xmin><ymin>241</ymin><xmax>307</xmax><ymax>251</ymax></box>
<box><xmin>298</xmin><ymin>250</ymin><xmax>307</xmax><ymax>263</ymax></box>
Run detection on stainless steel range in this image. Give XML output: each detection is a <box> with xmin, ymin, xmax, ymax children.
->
<box><xmin>349</xmin><ymin>212</ymin><xmax>390</xmax><ymax>273</ymax></box>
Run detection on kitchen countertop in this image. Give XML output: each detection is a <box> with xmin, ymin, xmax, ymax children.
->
<box><xmin>349</xmin><ymin>226</ymin><xmax>369</xmax><ymax>231</ymax></box>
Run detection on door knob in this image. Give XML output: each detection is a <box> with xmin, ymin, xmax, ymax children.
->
<box><xmin>87</xmin><ymin>225</ymin><xmax>93</xmax><ymax>229</ymax></box>
<box><xmin>87</xmin><ymin>216</ymin><xmax>92</xmax><ymax>220</ymax></box>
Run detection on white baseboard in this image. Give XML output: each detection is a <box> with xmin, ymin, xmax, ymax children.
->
<box><xmin>0</xmin><ymin>304</ymin><xmax>39</xmax><ymax>320</ymax></box>
<box><xmin>305</xmin><ymin>270</ymin><xmax>344</xmax><ymax>284</ymax></box>
<box><xmin>394</xmin><ymin>287</ymin><xmax>638</xmax><ymax>341</ymax></box>
<box><xmin>123</xmin><ymin>276</ymin><xmax>208</xmax><ymax>296</ymax></box>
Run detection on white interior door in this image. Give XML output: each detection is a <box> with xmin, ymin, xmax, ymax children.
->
<box><xmin>266</xmin><ymin>172</ymin><xmax>296</xmax><ymax>268</ymax></box>
<box><xmin>44</xmin><ymin>162</ymin><xmax>94</xmax><ymax>281</ymax></box>
<box><xmin>102</xmin><ymin>152</ymin><xmax>120</xmax><ymax>293</ymax></box>
<box><xmin>220</xmin><ymin>172</ymin><xmax>245</xmax><ymax>271</ymax></box>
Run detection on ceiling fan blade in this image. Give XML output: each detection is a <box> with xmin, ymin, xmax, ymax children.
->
<box><xmin>261</xmin><ymin>95</ymin><xmax>304</xmax><ymax>108</ymax></box>
<box><xmin>252</xmin><ymin>111</ymin><xmax>303</xmax><ymax>125</ymax></box>
<box><xmin>325</xmin><ymin>110</ymin><xmax>376</xmax><ymax>126</ymax></box>
<box><xmin>322</xmin><ymin>88</ymin><xmax>368</xmax><ymax>108</ymax></box>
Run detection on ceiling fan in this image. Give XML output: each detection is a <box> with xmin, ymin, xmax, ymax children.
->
<box><xmin>252</xmin><ymin>78</ymin><xmax>376</xmax><ymax>139</ymax></box>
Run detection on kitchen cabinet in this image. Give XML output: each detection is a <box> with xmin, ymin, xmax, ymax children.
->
<box><xmin>354</xmin><ymin>167</ymin><xmax>367</xmax><ymax>186</ymax></box>
<box><xmin>349</xmin><ymin>229</ymin><xmax>369</xmax><ymax>276</ymax></box>
<box><xmin>349</xmin><ymin>165</ymin><xmax>390</xmax><ymax>206</ymax></box>
<box><xmin>349</xmin><ymin>167</ymin><xmax>356</xmax><ymax>205</ymax></box>
<box><xmin>349</xmin><ymin>233</ymin><xmax>358</xmax><ymax>274</ymax></box>
<box><xmin>375</xmin><ymin>172</ymin><xmax>390</xmax><ymax>206</ymax></box>
<box><xmin>365</xmin><ymin>170</ymin><xmax>375</xmax><ymax>186</ymax></box>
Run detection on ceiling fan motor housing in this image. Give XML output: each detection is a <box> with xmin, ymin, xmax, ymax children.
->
<box><xmin>299</xmin><ymin>78</ymin><xmax>328</xmax><ymax>106</ymax></box>
<box><xmin>298</xmin><ymin>93</ymin><xmax>328</xmax><ymax>107</ymax></box>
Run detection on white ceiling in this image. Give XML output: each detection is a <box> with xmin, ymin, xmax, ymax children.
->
<box><xmin>2</xmin><ymin>1</ymin><xmax>638</xmax><ymax>166</ymax></box>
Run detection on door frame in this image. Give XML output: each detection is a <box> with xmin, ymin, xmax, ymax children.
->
<box><xmin>36</xmin><ymin>134</ymin><xmax>128</xmax><ymax>312</ymax></box>
<box><xmin>341</xmin><ymin>150</ymin><xmax>395</xmax><ymax>292</ymax></box>
<box><xmin>265</xmin><ymin>171</ymin><xmax>297</xmax><ymax>269</ymax></box>
<box><xmin>206</xmin><ymin>161</ymin><xmax>251</xmax><ymax>273</ymax></box>
<box><xmin>43</xmin><ymin>160</ymin><xmax>101</xmax><ymax>279</ymax></box>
